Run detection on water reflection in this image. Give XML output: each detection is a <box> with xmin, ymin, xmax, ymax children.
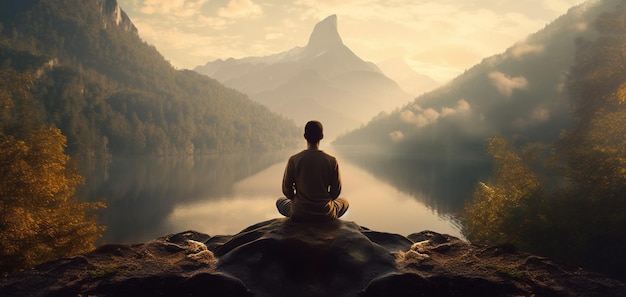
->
<box><xmin>79</xmin><ymin>151</ymin><xmax>287</xmax><ymax>244</ymax></box>
<box><xmin>80</xmin><ymin>148</ymin><xmax>481</xmax><ymax>244</ymax></box>
<box><xmin>167</xmin><ymin>160</ymin><xmax>465</xmax><ymax>238</ymax></box>
<box><xmin>333</xmin><ymin>146</ymin><xmax>492</xmax><ymax>213</ymax></box>
<box><xmin>167</xmin><ymin>162</ymin><xmax>285</xmax><ymax>236</ymax></box>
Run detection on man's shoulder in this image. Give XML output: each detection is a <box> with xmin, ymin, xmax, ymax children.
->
<box><xmin>289</xmin><ymin>150</ymin><xmax>307</xmax><ymax>159</ymax></box>
<box><xmin>287</xmin><ymin>150</ymin><xmax>307</xmax><ymax>163</ymax></box>
<box><xmin>290</xmin><ymin>150</ymin><xmax>337</xmax><ymax>161</ymax></box>
<box><xmin>318</xmin><ymin>151</ymin><xmax>339</xmax><ymax>164</ymax></box>
<box><xmin>322</xmin><ymin>151</ymin><xmax>337</xmax><ymax>160</ymax></box>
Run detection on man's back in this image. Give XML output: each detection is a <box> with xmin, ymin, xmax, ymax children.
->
<box><xmin>277</xmin><ymin>120</ymin><xmax>348</xmax><ymax>221</ymax></box>
<box><xmin>284</xmin><ymin>150</ymin><xmax>341</xmax><ymax>198</ymax></box>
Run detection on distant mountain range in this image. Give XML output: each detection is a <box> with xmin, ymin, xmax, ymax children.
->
<box><xmin>0</xmin><ymin>0</ymin><xmax>300</xmax><ymax>157</ymax></box>
<box><xmin>376</xmin><ymin>57</ymin><xmax>440</xmax><ymax>97</ymax></box>
<box><xmin>194</xmin><ymin>15</ymin><xmax>422</xmax><ymax>138</ymax></box>
<box><xmin>334</xmin><ymin>0</ymin><xmax>621</xmax><ymax>158</ymax></box>
<box><xmin>4</xmin><ymin>0</ymin><xmax>615</xmax><ymax>160</ymax></box>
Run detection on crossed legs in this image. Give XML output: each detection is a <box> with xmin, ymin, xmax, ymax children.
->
<box><xmin>276</xmin><ymin>197</ymin><xmax>349</xmax><ymax>219</ymax></box>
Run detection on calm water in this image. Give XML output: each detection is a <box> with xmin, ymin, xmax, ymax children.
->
<box><xmin>79</xmin><ymin>146</ymin><xmax>491</xmax><ymax>244</ymax></box>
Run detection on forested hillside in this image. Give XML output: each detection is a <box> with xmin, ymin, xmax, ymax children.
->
<box><xmin>463</xmin><ymin>2</ymin><xmax>626</xmax><ymax>280</ymax></box>
<box><xmin>328</xmin><ymin>0</ymin><xmax>626</xmax><ymax>281</ymax></box>
<box><xmin>334</xmin><ymin>0</ymin><xmax>616</xmax><ymax>158</ymax></box>
<box><xmin>0</xmin><ymin>0</ymin><xmax>300</xmax><ymax>158</ymax></box>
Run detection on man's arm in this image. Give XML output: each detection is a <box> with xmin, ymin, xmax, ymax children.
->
<box><xmin>282</xmin><ymin>159</ymin><xmax>296</xmax><ymax>199</ymax></box>
<box><xmin>329</xmin><ymin>160</ymin><xmax>342</xmax><ymax>199</ymax></box>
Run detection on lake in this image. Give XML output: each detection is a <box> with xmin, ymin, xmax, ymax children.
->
<box><xmin>79</xmin><ymin>145</ymin><xmax>491</xmax><ymax>244</ymax></box>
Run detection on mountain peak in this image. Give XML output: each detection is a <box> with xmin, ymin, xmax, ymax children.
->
<box><xmin>306</xmin><ymin>14</ymin><xmax>343</xmax><ymax>52</ymax></box>
<box><xmin>101</xmin><ymin>0</ymin><xmax>137</xmax><ymax>35</ymax></box>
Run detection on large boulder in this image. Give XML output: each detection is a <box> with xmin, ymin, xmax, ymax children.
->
<box><xmin>212</xmin><ymin>219</ymin><xmax>408</xmax><ymax>297</ymax></box>
<box><xmin>1</xmin><ymin>218</ymin><xmax>624</xmax><ymax>297</ymax></box>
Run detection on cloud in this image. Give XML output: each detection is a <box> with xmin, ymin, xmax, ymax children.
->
<box><xmin>265</xmin><ymin>32</ymin><xmax>285</xmax><ymax>40</ymax></box>
<box><xmin>120</xmin><ymin>0</ymin><xmax>588</xmax><ymax>76</ymax></box>
<box><xmin>531</xmin><ymin>107</ymin><xmax>550</xmax><ymax>122</ymax></box>
<box><xmin>488</xmin><ymin>71</ymin><xmax>528</xmax><ymax>97</ymax></box>
<box><xmin>400</xmin><ymin>99</ymin><xmax>471</xmax><ymax>128</ymax></box>
<box><xmin>441</xmin><ymin>99</ymin><xmax>470</xmax><ymax>117</ymax></box>
<box><xmin>542</xmin><ymin>0</ymin><xmax>582</xmax><ymax>14</ymax></box>
<box><xmin>401</xmin><ymin>108</ymin><xmax>440</xmax><ymax>127</ymax></box>
<box><xmin>510</xmin><ymin>43</ymin><xmax>544</xmax><ymax>58</ymax></box>
<box><xmin>289</xmin><ymin>0</ymin><xmax>560</xmax><ymax>82</ymax></box>
<box><xmin>129</xmin><ymin>19</ymin><xmax>236</xmax><ymax>68</ymax></box>
<box><xmin>410</xmin><ymin>45</ymin><xmax>484</xmax><ymax>69</ymax></box>
<box><xmin>138</xmin><ymin>0</ymin><xmax>208</xmax><ymax>17</ymax></box>
<box><xmin>572</xmin><ymin>22</ymin><xmax>588</xmax><ymax>32</ymax></box>
<box><xmin>217</xmin><ymin>0</ymin><xmax>263</xmax><ymax>18</ymax></box>
<box><xmin>513</xmin><ymin>107</ymin><xmax>551</xmax><ymax>128</ymax></box>
<box><xmin>389</xmin><ymin>131</ymin><xmax>404</xmax><ymax>142</ymax></box>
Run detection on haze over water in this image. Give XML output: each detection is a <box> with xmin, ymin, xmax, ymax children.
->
<box><xmin>82</xmin><ymin>147</ymin><xmax>472</xmax><ymax>245</ymax></box>
<box><xmin>168</xmin><ymin>153</ymin><xmax>464</xmax><ymax>238</ymax></box>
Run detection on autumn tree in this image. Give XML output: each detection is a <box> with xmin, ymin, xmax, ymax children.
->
<box><xmin>0</xmin><ymin>69</ymin><xmax>105</xmax><ymax>275</ymax></box>
<box><xmin>462</xmin><ymin>137</ymin><xmax>546</xmax><ymax>248</ymax></box>
<box><xmin>463</xmin><ymin>3</ymin><xmax>626</xmax><ymax>280</ymax></box>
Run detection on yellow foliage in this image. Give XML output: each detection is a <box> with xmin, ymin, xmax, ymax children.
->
<box><xmin>463</xmin><ymin>137</ymin><xmax>540</xmax><ymax>245</ymax></box>
<box><xmin>617</xmin><ymin>82</ymin><xmax>626</xmax><ymax>104</ymax></box>
<box><xmin>465</xmin><ymin>6</ymin><xmax>626</xmax><ymax>279</ymax></box>
<box><xmin>0</xmin><ymin>128</ymin><xmax>105</xmax><ymax>275</ymax></box>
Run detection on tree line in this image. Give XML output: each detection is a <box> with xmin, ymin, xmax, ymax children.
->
<box><xmin>0</xmin><ymin>0</ymin><xmax>300</xmax><ymax>159</ymax></box>
<box><xmin>0</xmin><ymin>0</ymin><xmax>301</xmax><ymax>275</ymax></box>
<box><xmin>462</xmin><ymin>4</ymin><xmax>626</xmax><ymax>281</ymax></box>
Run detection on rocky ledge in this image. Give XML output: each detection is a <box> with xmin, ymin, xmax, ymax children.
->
<box><xmin>1</xmin><ymin>218</ymin><xmax>624</xmax><ymax>297</ymax></box>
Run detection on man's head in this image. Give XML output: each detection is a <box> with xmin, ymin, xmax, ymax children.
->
<box><xmin>304</xmin><ymin>120</ymin><xmax>324</xmax><ymax>143</ymax></box>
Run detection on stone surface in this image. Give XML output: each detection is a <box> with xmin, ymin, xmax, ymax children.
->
<box><xmin>1</xmin><ymin>218</ymin><xmax>624</xmax><ymax>297</ymax></box>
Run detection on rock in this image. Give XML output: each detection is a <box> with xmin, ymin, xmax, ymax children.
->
<box><xmin>1</xmin><ymin>218</ymin><xmax>624</xmax><ymax>297</ymax></box>
<box><xmin>0</xmin><ymin>231</ymin><xmax>223</xmax><ymax>297</ymax></box>
<box><xmin>83</xmin><ymin>272</ymin><xmax>253</xmax><ymax>297</ymax></box>
<box><xmin>215</xmin><ymin>219</ymin><xmax>400</xmax><ymax>297</ymax></box>
<box><xmin>360</xmin><ymin>272</ymin><xmax>523</xmax><ymax>297</ymax></box>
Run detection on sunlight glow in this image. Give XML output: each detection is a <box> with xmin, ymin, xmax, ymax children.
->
<box><xmin>117</xmin><ymin>0</ymin><xmax>588</xmax><ymax>82</ymax></box>
<box><xmin>167</xmin><ymin>158</ymin><xmax>464</xmax><ymax>238</ymax></box>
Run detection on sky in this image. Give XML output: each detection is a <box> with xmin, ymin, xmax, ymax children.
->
<box><xmin>117</xmin><ymin>0</ymin><xmax>588</xmax><ymax>83</ymax></box>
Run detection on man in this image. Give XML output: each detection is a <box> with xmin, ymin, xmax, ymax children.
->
<box><xmin>276</xmin><ymin>120</ymin><xmax>349</xmax><ymax>221</ymax></box>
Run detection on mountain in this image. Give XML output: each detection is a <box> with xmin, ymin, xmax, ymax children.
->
<box><xmin>334</xmin><ymin>0</ymin><xmax>619</xmax><ymax>158</ymax></box>
<box><xmin>194</xmin><ymin>15</ymin><xmax>412</xmax><ymax>138</ymax></box>
<box><xmin>0</xmin><ymin>0</ymin><xmax>300</xmax><ymax>157</ymax></box>
<box><xmin>377</xmin><ymin>58</ymin><xmax>440</xmax><ymax>97</ymax></box>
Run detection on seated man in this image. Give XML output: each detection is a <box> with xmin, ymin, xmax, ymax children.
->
<box><xmin>276</xmin><ymin>120</ymin><xmax>349</xmax><ymax>222</ymax></box>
